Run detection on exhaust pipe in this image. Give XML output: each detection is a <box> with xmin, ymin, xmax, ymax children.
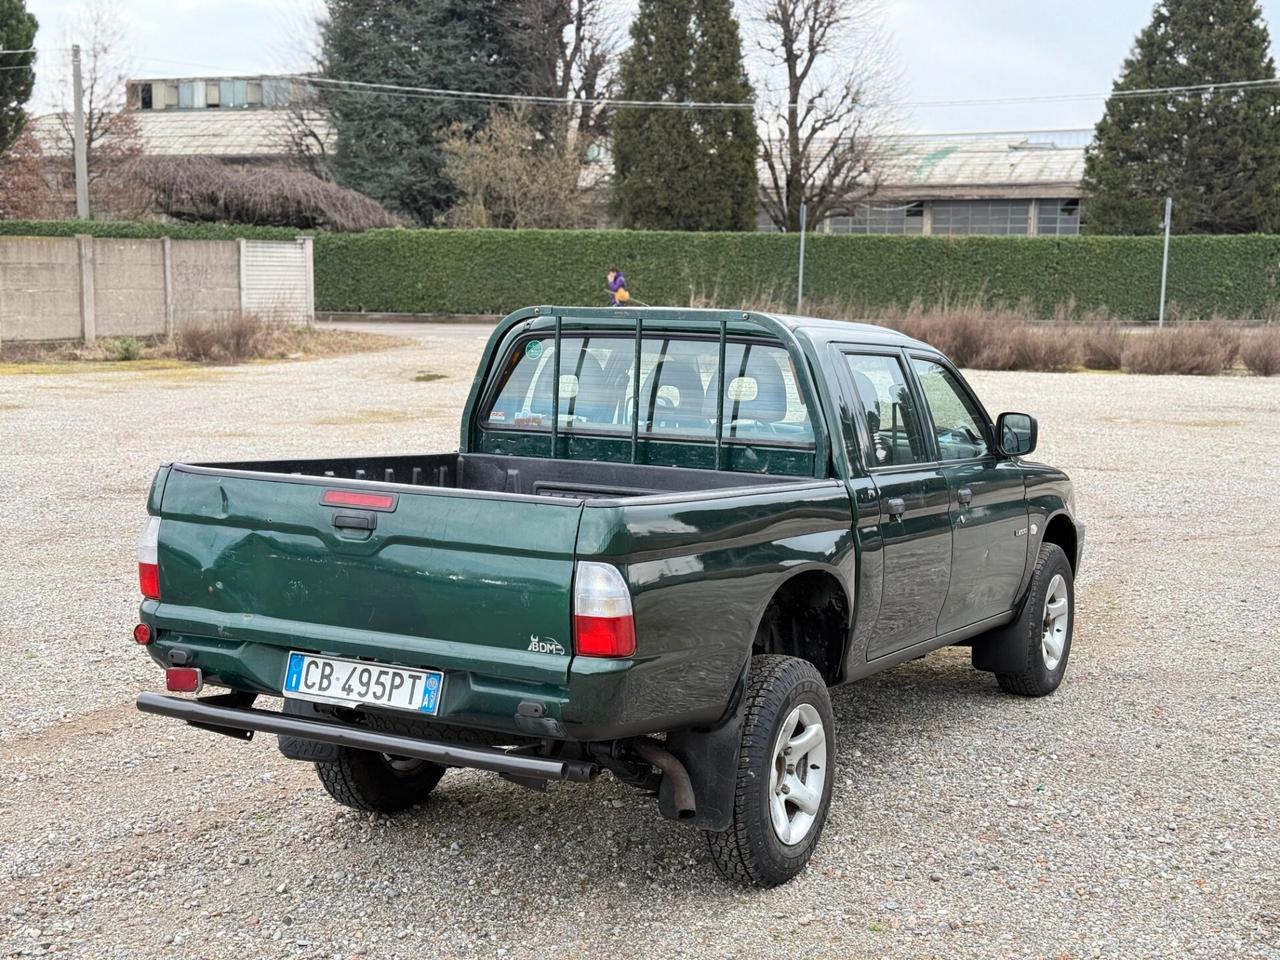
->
<box><xmin>632</xmin><ymin>739</ymin><xmax>696</xmax><ymax>820</ymax></box>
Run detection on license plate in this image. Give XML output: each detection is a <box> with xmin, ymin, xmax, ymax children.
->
<box><xmin>283</xmin><ymin>652</ymin><xmax>443</xmax><ymax>715</ymax></box>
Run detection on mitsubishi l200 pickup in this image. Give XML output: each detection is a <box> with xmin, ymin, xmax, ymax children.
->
<box><xmin>133</xmin><ymin>306</ymin><xmax>1084</xmax><ymax>887</ymax></box>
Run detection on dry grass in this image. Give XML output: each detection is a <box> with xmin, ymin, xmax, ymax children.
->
<box><xmin>1081</xmin><ymin>323</ymin><xmax>1128</xmax><ymax>370</ymax></box>
<box><xmin>1240</xmin><ymin>328</ymin><xmax>1280</xmax><ymax>376</ymax></box>
<box><xmin>0</xmin><ymin>315</ymin><xmax>410</xmax><ymax>371</ymax></box>
<box><xmin>1122</xmin><ymin>323</ymin><xmax>1242</xmax><ymax>376</ymax></box>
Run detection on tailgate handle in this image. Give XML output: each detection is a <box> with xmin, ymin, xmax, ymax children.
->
<box><xmin>332</xmin><ymin>511</ymin><xmax>376</xmax><ymax>531</ymax></box>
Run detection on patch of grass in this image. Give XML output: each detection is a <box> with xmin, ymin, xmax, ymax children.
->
<box><xmin>102</xmin><ymin>336</ymin><xmax>145</xmax><ymax>361</ymax></box>
<box><xmin>314</xmin><ymin>408</ymin><xmax>419</xmax><ymax>426</ymax></box>
<box><xmin>0</xmin><ymin>358</ymin><xmax>196</xmax><ymax>376</ymax></box>
<box><xmin>413</xmin><ymin>371</ymin><xmax>447</xmax><ymax>382</ymax></box>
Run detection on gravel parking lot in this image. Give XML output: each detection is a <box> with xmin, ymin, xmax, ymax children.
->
<box><xmin>1</xmin><ymin>324</ymin><xmax>1277</xmax><ymax>959</ymax></box>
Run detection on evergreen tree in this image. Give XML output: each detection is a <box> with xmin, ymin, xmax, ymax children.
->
<box><xmin>1083</xmin><ymin>0</ymin><xmax>1280</xmax><ymax>235</ymax></box>
<box><xmin>612</xmin><ymin>0</ymin><xmax>757</xmax><ymax>231</ymax></box>
<box><xmin>319</xmin><ymin>0</ymin><xmax>518</xmax><ymax>226</ymax></box>
<box><xmin>0</xmin><ymin>0</ymin><xmax>37</xmax><ymax>155</ymax></box>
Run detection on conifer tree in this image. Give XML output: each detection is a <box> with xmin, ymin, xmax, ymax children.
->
<box><xmin>1083</xmin><ymin>0</ymin><xmax>1280</xmax><ymax>234</ymax></box>
<box><xmin>0</xmin><ymin>0</ymin><xmax>38</xmax><ymax>155</ymax></box>
<box><xmin>612</xmin><ymin>0</ymin><xmax>757</xmax><ymax>230</ymax></box>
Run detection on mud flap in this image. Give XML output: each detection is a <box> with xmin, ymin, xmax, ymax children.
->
<box><xmin>656</xmin><ymin>660</ymin><xmax>749</xmax><ymax>831</ymax></box>
<box><xmin>277</xmin><ymin>698</ymin><xmax>340</xmax><ymax>762</ymax></box>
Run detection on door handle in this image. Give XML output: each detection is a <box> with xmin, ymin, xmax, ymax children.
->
<box><xmin>886</xmin><ymin>497</ymin><xmax>906</xmax><ymax>520</ymax></box>
<box><xmin>957</xmin><ymin>487</ymin><xmax>973</xmax><ymax>507</ymax></box>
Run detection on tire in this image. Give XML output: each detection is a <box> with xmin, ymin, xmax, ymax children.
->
<box><xmin>314</xmin><ymin>748</ymin><xmax>446</xmax><ymax>813</ymax></box>
<box><xmin>977</xmin><ymin>542</ymin><xmax>1074</xmax><ymax>697</ymax></box>
<box><xmin>705</xmin><ymin>655</ymin><xmax>836</xmax><ymax>887</ymax></box>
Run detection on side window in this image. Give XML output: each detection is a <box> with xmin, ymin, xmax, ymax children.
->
<box><xmin>910</xmin><ymin>358</ymin><xmax>991</xmax><ymax>461</ymax></box>
<box><xmin>843</xmin><ymin>353</ymin><xmax>929</xmax><ymax>467</ymax></box>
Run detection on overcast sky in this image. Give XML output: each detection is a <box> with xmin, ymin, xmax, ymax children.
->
<box><xmin>21</xmin><ymin>0</ymin><xmax>1280</xmax><ymax>134</ymax></box>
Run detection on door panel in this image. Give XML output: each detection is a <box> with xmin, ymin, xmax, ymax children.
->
<box><xmin>938</xmin><ymin>460</ymin><xmax>1028</xmax><ymax>632</ymax></box>
<box><xmin>866</xmin><ymin>469</ymin><xmax>953</xmax><ymax>658</ymax></box>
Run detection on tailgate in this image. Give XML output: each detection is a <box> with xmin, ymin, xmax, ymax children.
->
<box><xmin>152</xmin><ymin>465</ymin><xmax>581</xmax><ymax>686</ymax></box>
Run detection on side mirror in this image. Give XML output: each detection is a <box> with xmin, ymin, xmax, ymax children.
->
<box><xmin>997</xmin><ymin>412</ymin><xmax>1038</xmax><ymax>457</ymax></box>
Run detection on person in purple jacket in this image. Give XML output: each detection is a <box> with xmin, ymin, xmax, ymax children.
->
<box><xmin>607</xmin><ymin>267</ymin><xmax>631</xmax><ymax>306</ymax></box>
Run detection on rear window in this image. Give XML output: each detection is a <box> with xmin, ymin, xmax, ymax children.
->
<box><xmin>483</xmin><ymin>334</ymin><xmax>815</xmax><ymax>446</ymax></box>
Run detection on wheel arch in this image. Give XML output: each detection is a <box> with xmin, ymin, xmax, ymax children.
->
<box><xmin>751</xmin><ymin>567</ymin><xmax>852</xmax><ymax>685</ymax></box>
<box><xmin>1041</xmin><ymin>510</ymin><xmax>1079</xmax><ymax>573</ymax></box>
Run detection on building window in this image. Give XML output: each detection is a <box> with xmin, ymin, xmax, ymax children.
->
<box><xmin>1037</xmin><ymin>198</ymin><xmax>1082</xmax><ymax>236</ymax></box>
<box><xmin>932</xmin><ymin>200</ymin><xmax>1031</xmax><ymax>236</ymax></box>
<box><xmin>137</xmin><ymin>83</ymin><xmax>153</xmax><ymax>109</ymax></box>
<box><xmin>828</xmin><ymin>201</ymin><xmax>924</xmax><ymax>235</ymax></box>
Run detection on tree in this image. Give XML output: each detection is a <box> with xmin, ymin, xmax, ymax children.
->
<box><xmin>751</xmin><ymin>0</ymin><xmax>895</xmax><ymax>232</ymax></box>
<box><xmin>0</xmin><ymin>126</ymin><xmax>50</xmax><ymax>218</ymax></box>
<box><xmin>443</xmin><ymin>107</ymin><xmax>595</xmax><ymax>228</ymax></box>
<box><xmin>503</xmin><ymin>0</ymin><xmax>618</xmax><ymax>144</ymax></box>
<box><xmin>44</xmin><ymin>0</ymin><xmax>145</xmax><ymax>217</ymax></box>
<box><xmin>0</xmin><ymin>0</ymin><xmax>37</xmax><ymax>154</ymax></box>
<box><xmin>319</xmin><ymin>0</ymin><xmax>520</xmax><ymax>226</ymax></box>
<box><xmin>611</xmin><ymin>0</ymin><xmax>758</xmax><ymax>231</ymax></box>
<box><xmin>1084</xmin><ymin>0</ymin><xmax>1280</xmax><ymax>235</ymax></box>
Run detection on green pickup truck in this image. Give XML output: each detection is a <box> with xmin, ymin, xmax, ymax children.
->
<box><xmin>134</xmin><ymin>306</ymin><xmax>1083</xmax><ymax>886</ymax></box>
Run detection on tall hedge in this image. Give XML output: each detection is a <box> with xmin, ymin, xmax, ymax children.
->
<box><xmin>5</xmin><ymin>221</ymin><xmax>1280</xmax><ymax>321</ymax></box>
<box><xmin>311</xmin><ymin>229</ymin><xmax>1280</xmax><ymax>322</ymax></box>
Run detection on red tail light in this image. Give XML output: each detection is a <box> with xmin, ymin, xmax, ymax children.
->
<box><xmin>165</xmin><ymin>667</ymin><xmax>202</xmax><ymax>693</ymax></box>
<box><xmin>137</xmin><ymin>517</ymin><xmax>161</xmax><ymax>600</ymax></box>
<box><xmin>133</xmin><ymin>623</ymin><xmax>152</xmax><ymax>645</ymax></box>
<box><xmin>573</xmin><ymin>562</ymin><xmax>636</xmax><ymax>658</ymax></box>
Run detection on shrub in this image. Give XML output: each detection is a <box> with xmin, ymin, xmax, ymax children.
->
<box><xmin>102</xmin><ymin>336</ymin><xmax>144</xmax><ymax>361</ymax></box>
<box><xmin>178</xmin><ymin>313</ymin><xmax>279</xmax><ymax>364</ymax></box>
<box><xmin>974</xmin><ymin>325</ymin><xmax>1083</xmax><ymax>372</ymax></box>
<box><xmin>1122</xmin><ymin>325</ymin><xmax>1240</xmax><ymax>375</ymax></box>
<box><xmin>1080</xmin><ymin>323</ymin><xmax>1127</xmax><ymax>370</ymax></box>
<box><xmin>1240</xmin><ymin>328</ymin><xmax>1280</xmax><ymax>375</ymax></box>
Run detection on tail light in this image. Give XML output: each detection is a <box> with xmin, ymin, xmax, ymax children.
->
<box><xmin>137</xmin><ymin>516</ymin><xmax>161</xmax><ymax>600</ymax></box>
<box><xmin>573</xmin><ymin>562</ymin><xmax>636</xmax><ymax>658</ymax></box>
<box><xmin>133</xmin><ymin>623</ymin><xmax>152</xmax><ymax>645</ymax></box>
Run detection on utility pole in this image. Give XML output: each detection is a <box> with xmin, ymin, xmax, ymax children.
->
<box><xmin>1158</xmin><ymin>197</ymin><xmax>1172</xmax><ymax>328</ymax></box>
<box><xmin>72</xmin><ymin>44</ymin><xmax>90</xmax><ymax>220</ymax></box>
<box><xmin>797</xmin><ymin>202</ymin><xmax>808</xmax><ymax>313</ymax></box>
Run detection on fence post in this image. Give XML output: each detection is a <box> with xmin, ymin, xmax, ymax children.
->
<box><xmin>237</xmin><ymin>237</ymin><xmax>248</xmax><ymax>319</ymax></box>
<box><xmin>300</xmin><ymin>236</ymin><xmax>315</xmax><ymax>325</ymax></box>
<box><xmin>161</xmin><ymin>237</ymin><xmax>176</xmax><ymax>341</ymax></box>
<box><xmin>76</xmin><ymin>234</ymin><xmax>96</xmax><ymax>344</ymax></box>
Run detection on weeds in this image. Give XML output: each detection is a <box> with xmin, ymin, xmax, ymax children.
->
<box><xmin>102</xmin><ymin>337</ymin><xmax>145</xmax><ymax>361</ymax></box>
<box><xmin>1122</xmin><ymin>324</ymin><xmax>1241</xmax><ymax>375</ymax></box>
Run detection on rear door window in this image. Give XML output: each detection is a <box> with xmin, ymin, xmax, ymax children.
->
<box><xmin>484</xmin><ymin>334</ymin><xmax>814</xmax><ymax>446</ymax></box>
<box><xmin>842</xmin><ymin>353</ymin><xmax>930</xmax><ymax>467</ymax></box>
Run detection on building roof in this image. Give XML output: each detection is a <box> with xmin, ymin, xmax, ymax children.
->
<box><xmin>31</xmin><ymin>109</ymin><xmax>334</xmax><ymax>160</ymax></box>
<box><xmin>876</xmin><ymin>136</ymin><xmax>1086</xmax><ymax>200</ymax></box>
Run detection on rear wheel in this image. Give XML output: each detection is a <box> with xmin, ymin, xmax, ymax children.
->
<box><xmin>706</xmin><ymin>655</ymin><xmax>835</xmax><ymax>887</ymax></box>
<box><xmin>315</xmin><ymin>748</ymin><xmax>446</xmax><ymax>813</ymax></box>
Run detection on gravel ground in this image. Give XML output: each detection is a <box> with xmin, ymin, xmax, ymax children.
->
<box><xmin>1</xmin><ymin>325</ymin><xmax>1278</xmax><ymax>959</ymax></box>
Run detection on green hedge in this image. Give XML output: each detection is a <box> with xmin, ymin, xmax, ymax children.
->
<box><xmin>6</xmin><ymin>221</ymin><xmax>1280</xmax><ymax>320</ymax></box>
<box><xmin>0</xmin><ymin>219</ymin><xmax>305</xmax><ymax>241</ymax></box>
<box><xmin>312</xmin><ymin>229</ymin><xmax>1280</xmax><ymax>322</ymax></box>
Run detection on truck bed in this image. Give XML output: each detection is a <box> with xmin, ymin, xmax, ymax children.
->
<box><xmin>196</xmin><ymin>451</ymin><xmax>806</xmax><ymax>501</ymax></box>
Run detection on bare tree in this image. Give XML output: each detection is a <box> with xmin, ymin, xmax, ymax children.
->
<box><xmin>504</xmin><ymin>0</ymin><xmax>620</xmax><ymax>143</ymax></box>
<box><xmin>751</xmin><ymin>0</ymin><xmax>897</xmax><ymax>231</ymax></box>
<box><xmin>0</xmin><ymin>127</ymin><xmax>54</xmax><ymax>219</ymax></box>
<box><xmin>442</xmin><ymin>107</ymin><xmax>596</xmax><ymax>229</ymax></box>
<box><xmin>46</xmin><ymin>0</ymin><xmax>147</xmax><ymax>217</ymax></box>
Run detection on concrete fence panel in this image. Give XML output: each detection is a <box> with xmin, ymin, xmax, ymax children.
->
<box><xmin>171</xmin><ymin>240</ymin><xmax>241</xmax><ymax>330</ymax></box>
<box><xmin>0</xmin><ymin>237</ymin><xmax>83</xmax><ymax>342</ymax></box>
<box><xmin>93</xmin><ymin>239</ymin><xmax>167</xmax><ymax>338</ymax></box>
<box><xmin>241</xmin><ymin>238</ymin><xmax>314</xmax><ymax>322</ymax></box>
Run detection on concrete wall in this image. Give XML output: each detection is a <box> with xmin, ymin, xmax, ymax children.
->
<box><xmin>0</xmin><ymin>235</ymin><xmax>314</xmax><ymax>343</ymax></box>
<box><xmin>0</xmin><ymin>238</ymin><xmax>83</xmax><ymax>341</ymax></box>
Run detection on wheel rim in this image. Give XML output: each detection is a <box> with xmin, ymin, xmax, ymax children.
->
<box><xmin>1041</xmin><ymin>574</ymin><xmax>1070</xmax><ymax>671</ymax></box>
<box><xmin>381</xmin><ymin>754</ymin><xmax>425</xmax><ymax>775</ymax></box>
<box><xmin>768</xmin><ymin>703</ymin><xmax>828</xmax><ymax>846</ymax></box>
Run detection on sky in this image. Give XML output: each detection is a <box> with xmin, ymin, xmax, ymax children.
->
<box><xmin>19</xmin><ymin>0</ymin><xmax>1280</xmax><ymax>135</ymax></box>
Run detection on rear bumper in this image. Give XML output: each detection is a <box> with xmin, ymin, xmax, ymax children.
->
<box><xmin>135</xmin><ymin>692</ymin><xmax>597</xmax><ymax>782</ymax></box>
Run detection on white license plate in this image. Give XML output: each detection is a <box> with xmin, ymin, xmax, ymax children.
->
<box><xmin>283</xmin><ymin>652</ymin><xmax>443</xmax><ymax>715</ymax></box>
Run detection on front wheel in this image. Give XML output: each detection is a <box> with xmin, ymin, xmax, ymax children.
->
<box><xmin>315</xmin><ymin>748</ymin><xmax>446</xmax><ymax>813</ymax></box>
<box><xmin>705</xmin><ymin>655</ymin><xmax>835</xmax><ymax>887</ymax></box>
<box><xmin>974</xmin><ymin>542</ymin><xmax>1075</xmax><ymax>697</ymax></box>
